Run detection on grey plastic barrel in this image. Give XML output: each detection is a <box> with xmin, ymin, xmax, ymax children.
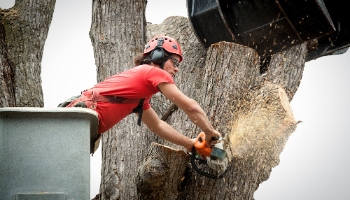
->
<box><xmin>0</xmin><ymin>107</ymin><xmax>98</xmax><ymax>200</ymax></box>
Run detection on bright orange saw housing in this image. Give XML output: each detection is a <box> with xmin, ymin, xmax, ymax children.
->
<box><xmin>194</xmin><ymin>132</ymin><xmax>212</xmax><ymax>158</ymax></box>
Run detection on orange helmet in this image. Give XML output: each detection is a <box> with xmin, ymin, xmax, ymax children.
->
<box><xmin>144</xmin><ymin>36</ymin><xmax>183</xmax><ymax>62</ymax></box>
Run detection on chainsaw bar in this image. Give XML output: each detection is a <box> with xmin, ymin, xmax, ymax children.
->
<box><xmin>190</xmin><ymin>148</ymin><xmax>231</xmax><ymax>179</ymax></box>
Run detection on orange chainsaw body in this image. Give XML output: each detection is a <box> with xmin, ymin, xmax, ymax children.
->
<box><xmin>194</xmin><ymin>132</ymin><xmax>212</xmax><ymax>158</ymax></box>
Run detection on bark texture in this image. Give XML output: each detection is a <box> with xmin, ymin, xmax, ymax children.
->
<box><xmin>0</xmin><ymin>0</ymin><xmax>55</xmax><ymax>107</ymax></box>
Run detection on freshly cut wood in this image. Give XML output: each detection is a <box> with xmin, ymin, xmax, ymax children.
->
<box><xmin>224</xmin><ymin>83</ymin><xmax>299</xmax><ymax>199</ymax></box>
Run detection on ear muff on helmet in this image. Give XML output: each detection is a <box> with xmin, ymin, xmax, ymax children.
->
<box><xmin>150</xmin><ymin>38</ymin><xmax>165</xmax><ymax>64</ymax></box>
<box><xmin>150</xmin><ymin>48</ymin><xmax>164</xmax><ymax>63</ymax></box>
<box><xmin>148</xmin><ymin>38</ymin><xmax>172</xmax><ymax>69</ymax></box>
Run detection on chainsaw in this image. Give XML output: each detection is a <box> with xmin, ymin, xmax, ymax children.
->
<box><xmin>190</xmin><ymin>132</ymin><xmax>231</xmax><ymax>179</ymax></box>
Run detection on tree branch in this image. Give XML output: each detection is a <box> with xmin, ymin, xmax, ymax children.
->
<box><xmin>161</xmin><ymin>103</ymin><xmax>178</xmax><ymax>121</ymax></box>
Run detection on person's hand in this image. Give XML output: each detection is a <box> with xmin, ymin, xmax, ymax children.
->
<box><xmin>205</xmin><ymin>130</ymin><xmax>222</xmax><ymax>147</ymax></box>
<box><xmin>186</xmin><ymin>138</ymin><xmax>196</xmax><ymax>152</ymax></box>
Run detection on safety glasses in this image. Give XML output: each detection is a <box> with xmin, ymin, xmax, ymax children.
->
<box><xmin>169</xmin><ymin>57</ymin><xmax>180</xmax><ymax>68</ymax></box>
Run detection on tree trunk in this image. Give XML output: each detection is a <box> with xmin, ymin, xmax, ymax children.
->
<box><xmin>91</xmin><ymin>2</ymin><xmax>307</xmax><ymax>199</ymax></box>
<box><xmin>0</xmin><ymin>0</ymin><xmax>55</xmax><ymax>107</ymax></box>
<box><xmin>89</xmin><ymin>1</ymin><xmax>148</xmax><ymax>199</ymax></box>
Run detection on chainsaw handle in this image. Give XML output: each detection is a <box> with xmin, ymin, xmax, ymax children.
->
<box><xmin>194</xmin><ymin>132</ymin><xmax>223</xmax><ymax>158</ymax></box>
<box><xmin>194</xmin><ymin>132</ymin><xmax>212</xmax><ymax>157</ymax></box>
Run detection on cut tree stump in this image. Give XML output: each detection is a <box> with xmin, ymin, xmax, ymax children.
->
<box><xmin>135</xmin><ymin>142</ymin><xmax>189</xmax><ymax>200</ymax></box>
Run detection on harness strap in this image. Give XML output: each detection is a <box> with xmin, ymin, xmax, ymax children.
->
<box><xmin>132</xmin><ymin>98</ymin><xmax>145</xmax><ymax>126</ymax></box>
<box><xmin>97</xmin><ymin>95</ymin><xmax>141</xmax><ymax>104</ymax></box>
<box><xmin>95</xmin><ymin>94</ymin><xmax>145</xmax><ymax>126</ymax></box>
<box><xmin>67</xmin><ymin>90</ymin><xmax>146</xmax><ymax>126</ymax></box>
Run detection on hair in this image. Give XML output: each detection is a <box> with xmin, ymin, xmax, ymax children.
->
<box><xmin>133</xmin><ymin>53</ymin><xmax>151</xmax><ymax>66</ymax></box>
<box><xmin>133</xmin><ymin>51</ymin><xmax>171</xmax><ymax>67</ymax></box>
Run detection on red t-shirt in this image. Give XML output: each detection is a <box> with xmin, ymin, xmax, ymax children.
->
<box><xmin>90</xmin><ymin>64</ymin><xmax>174</xmax><ymax>134</ymax></box>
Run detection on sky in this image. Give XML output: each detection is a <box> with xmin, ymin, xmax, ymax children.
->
<box><xmin>1</xmin><ymin>0</ymin><xmax>350</xmax><ymax>199</ymax></box>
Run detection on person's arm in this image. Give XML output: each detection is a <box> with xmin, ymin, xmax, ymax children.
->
<box><xmin>157</xmin><ymin>82</ymin><xmax>221</xmax><ymax>145</ymax></box>
<box><xmin>141</xmin><ymin>107</ymin><xmax>195</xmax><ymax>152</ymax></box>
